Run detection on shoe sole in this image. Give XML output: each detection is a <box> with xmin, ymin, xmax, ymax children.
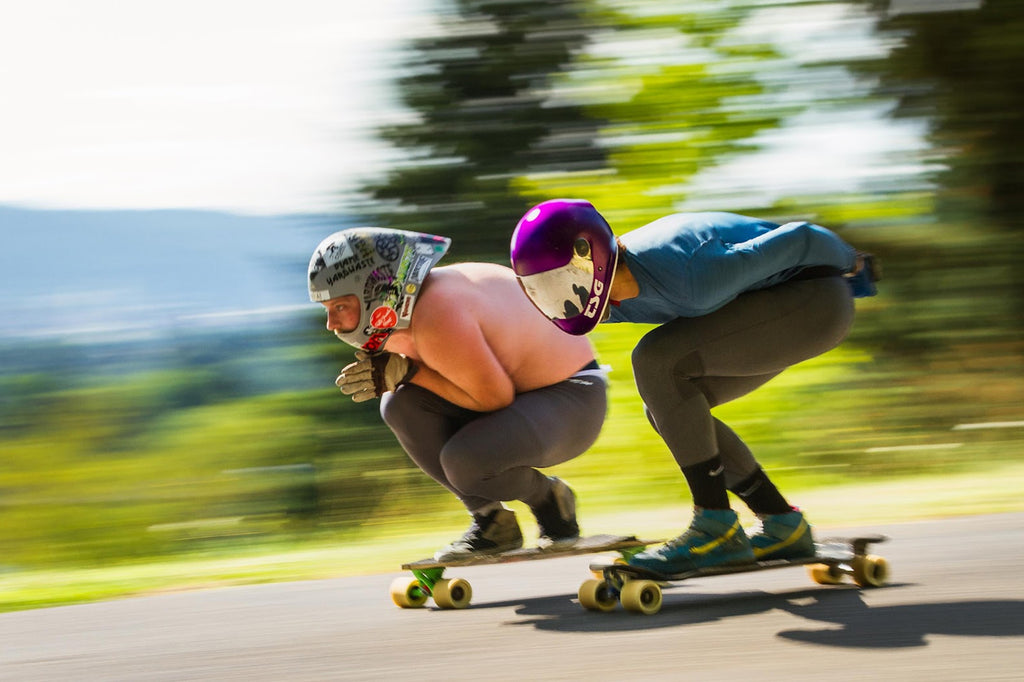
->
<box><xmin>536</xmin><ymin>535</ymin><xmax>581</xmax><ymax>551</ymax></box>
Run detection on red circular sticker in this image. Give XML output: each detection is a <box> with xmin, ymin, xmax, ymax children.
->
<box><xmin>370</xmin><ymin>305</ymin><xmax>398</xmax><ymax>329</ymax></box>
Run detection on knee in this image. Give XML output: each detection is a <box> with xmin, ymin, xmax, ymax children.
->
<box><xmin>642</xmin><ymin>404</ymin><xmax>660</xmax><ymax>433</ymax></box>
<box><xmin>439</xmin><ymin>445</ymin><xmax>489</xmax><ymax>494</ymax></box>
<box><xmin>379</xmin><ymin>383</ymin><xmax>420</xmax><ymax>430</ymax></box>
<box><xmin>630</xmin><ymin>337</ymin><xmax>662</xmax><ymax>391</ymax></box>
<box><xmin>632</xmin><ymin>336</ymin><xmax>703</xmax><ymax>394</ymax></box>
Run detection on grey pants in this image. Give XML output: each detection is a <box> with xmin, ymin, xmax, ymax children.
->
<box><xmin>380</xmin><ymin>368</ymin><xmax>607</xmax><ymax>512</ymax></box>
<box><xmin>631</xmin><ymin>276</ymin><xmax>854</xmax><ymax>488</ymax></box>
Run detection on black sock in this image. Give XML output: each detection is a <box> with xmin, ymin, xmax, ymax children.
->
<box><xmin>681</xmin><ymin>456</ymin><xmax>730</xmax><ymax>510</ymax></box>
<box><xmin>730</xmin><ymin>467</ymin><xmax>791</xmax><ymax>515</ymax></box>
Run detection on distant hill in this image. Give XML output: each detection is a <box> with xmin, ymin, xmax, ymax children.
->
<box><xmin>0</xmin><ymin>206</ymin><xmax>350</xmax><ymax>339</ymax></box>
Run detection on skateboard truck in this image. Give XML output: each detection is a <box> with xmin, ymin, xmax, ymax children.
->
<box><xmin>394</xmin><ymin>567</ymin><xmax>471</xmax><ymax>609</ymax></box>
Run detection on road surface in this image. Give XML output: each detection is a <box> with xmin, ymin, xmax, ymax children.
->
<box><xmin>2</xmin><ymin>513</ymin><xmax>1022</xmax><ymax>681</ymax></box>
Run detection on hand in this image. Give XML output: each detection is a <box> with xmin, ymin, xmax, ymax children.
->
<box><xmin>335</xmin><ymin>350</ymin><xmax>418</xmax><ymax>402</ymax></box>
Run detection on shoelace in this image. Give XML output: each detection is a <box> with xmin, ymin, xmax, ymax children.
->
<box><xmin>452</xmin><ymin>519</ymin><xmax>484</xmax><ymax>545</ymax></box>
<box><xmin>661</xmin><ymin>527</ymin><xmax>706</xmax><ymax>552</ymax></box>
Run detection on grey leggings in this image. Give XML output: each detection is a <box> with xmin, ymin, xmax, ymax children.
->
<box><xmin>380</xmin><ymin>368</ymin><xmax>607</xmax><ymax>512</ymax></box>
<box><xmin>631</xmin><ymin>276</ymin><xmax>854</xmax><ymax>488</ymax></box>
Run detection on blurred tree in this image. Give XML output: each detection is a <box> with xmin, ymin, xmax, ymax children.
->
<box><xmin>514</xmin><ymin>1</ymin><xmax>790</xmax><ymax>227</ymax></box>
<box><xmin>846</xmin><ymin>0</ymin><xmax>1024</xmax><ymax>333</ymax></box>
<box><xmin>854</xmin><ymin>0</ymin><xmax>1024</xmax><ymax>229</ymax></box>
<box><xmin>353</xmin><ymin>0</ymin><xmax>608</xmax><ymax>260</ymax></box>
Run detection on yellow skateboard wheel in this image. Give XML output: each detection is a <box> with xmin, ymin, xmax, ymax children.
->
<box><xmin>807</xmin><ymin>563</ymin><xmax>845</xmax><ymax>585</ymax></box>
<box><xmin>390</xmin><ymin>577</ymin><xmax>429</xmax><ymax>608</ymax></box>
<box><xmin>852</xmin><ymin>555</ymin><xmax>889</xmax><ymax>587</ymax></box>
<box><xmin>621</xmin><ymin>579</ymin><xmax>662</xmax><ymax>615</ymax></box>
<box><xmin>578</xmin><ymin>579</ymin><xmax>618</xmax><ymax>612</ymax></box>
<box><xmin>432</xmin><ymin>577</ymin><xmax>473</xmax><ymax>609</ymax></box>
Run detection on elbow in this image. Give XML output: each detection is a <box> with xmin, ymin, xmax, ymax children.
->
<box><xmin>470</xmin><ymin>385</ymin><xmax>516</xmax><ymax>413</ymax></box>
<box><xmin>474</xmin><ymin>394</ymin><xmax>515</xmax><ymax>413</ymax></box>
<box><xmin>780</xmin><ymin>220</ymin><xmax>816</xmax><ymax>252</ymax></box>
<box><xmin>782</xmin><ymin>221</ymin><xmax>851</xmax><ymax>267</ymax></box>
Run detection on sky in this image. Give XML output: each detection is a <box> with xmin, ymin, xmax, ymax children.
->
<box><xmin>0</xmin><ymin>1</ymin><xmax>936</xmax><ymax>340</ymax></box>
<box><xmin>0</xmin><ymin>0</ymin><xmax>427</xmax><ymax>216</ymax></box>
<box><xmin>0</xmin><ymin>1</ymin><xmax>929</xmax><ymax>219</ymax></box>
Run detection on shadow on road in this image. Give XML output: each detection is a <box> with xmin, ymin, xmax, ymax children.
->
<box><xmin>482</xmin><ymin>585</ymin><xmax>1024</xmax><ymax>648</ymax></box>
<box><xmin>775</xmin><ymin>591</ymin><xmax>1024</xmax><ymax>648</ymax></box>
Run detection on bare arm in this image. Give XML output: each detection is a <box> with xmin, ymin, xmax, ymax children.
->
<box><xmin>407</xmin><ymin>291</ymin><xmax>516</xmax><ymax>412</ymax></box>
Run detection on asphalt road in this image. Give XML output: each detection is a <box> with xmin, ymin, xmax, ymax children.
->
<box><xmin>2</xmin><ymin>513</ymin><xmax>1022</xmax><ymax>681</ymax></box>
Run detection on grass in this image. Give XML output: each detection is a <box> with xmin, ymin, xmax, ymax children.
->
<box><xmin>2</xmin><ymin>460</ymin><xmax>1022</xmax><ymax>614</ymax></box>
<box><xmin>3</xmin><ymin>311</ymin><xmax>1020</xmax><ymax>614</ymax></box>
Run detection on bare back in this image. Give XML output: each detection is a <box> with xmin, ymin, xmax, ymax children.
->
<box><xmin>384</xmin><ymin>263</ymin><xmax>596</xmax><ymax>410</ymax></box>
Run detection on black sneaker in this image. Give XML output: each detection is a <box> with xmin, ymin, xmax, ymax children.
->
<box><xmin>433</xmin><ymin>508</ymin><xmax>524</xmax><ymax>561</ymax></box>
<box><xmin>531</xmin><ymin>477</ymin><xmax>580</xmax><ymax>549</ymax></box>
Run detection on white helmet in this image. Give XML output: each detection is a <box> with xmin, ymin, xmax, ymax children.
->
<box><xmin>308</xmin><ymin>227</ymin><xmax>451</xmax><ymax>351</ymax></box>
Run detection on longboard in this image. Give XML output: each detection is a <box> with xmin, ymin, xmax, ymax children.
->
<box><xmin>580</xmin><ymin>534</ymin><xmax>889</xmax><ymax>615</ymax></box>
<box><xmin>391</xmin><ymin>534</ymin><xmax>658</xmax><ymax>609</ymax></box>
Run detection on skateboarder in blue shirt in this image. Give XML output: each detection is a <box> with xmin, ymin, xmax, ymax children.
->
<box><xmin>510</xmin><ymin>199</ymin><xmax>878</xmax><ymax>574</ymax></box>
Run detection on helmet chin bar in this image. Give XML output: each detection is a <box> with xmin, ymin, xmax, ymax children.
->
<box><xmin>334</xmin><ymin>327</ymin><xmax>393</xmax><ymax>352</ymax></box>
<box><xmin>516</xmin><ymin>254</ymin><xmax>614</xmax><ymax>335</ymax></box>
<box><xmin>518</xmin><ymin>258</ymin><xmax>594</xmax><ymax>321</ymax></box>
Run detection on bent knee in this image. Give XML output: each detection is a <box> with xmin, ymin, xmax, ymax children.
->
<box><xmin>380</xmin><ymin>383</ymin><xmax>424</xmax><ymax>429</ymax></box>
<box><xmin>440</xmin><ymin>446</ymin><xmax>493</xmax><ymax>494</ymax></box>
<box><xmin>632</xmin><ymin>336</ymin><xmax>704</xmax><ymax>387</ymax></box>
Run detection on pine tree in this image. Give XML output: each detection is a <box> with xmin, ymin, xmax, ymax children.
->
<box><xmin>355</xmin><ymin>0</ymin><xmax>607</xmax><ymax>261</ymax></box>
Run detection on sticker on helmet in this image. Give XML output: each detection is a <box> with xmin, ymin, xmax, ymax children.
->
<box><xmin>322</xmin><ymin>238</ymin><xmax>354</xmax><ymax>265</ymax></box>
<box><xmin>363</xmin><ymin>331</ymin><xmax>390</xmax><ymax>352</ymax></box>
<box><xmin>374</xmin><ymin>234</ymin><xmax>402</xmax><ymax>261</ymax></box>
<box><xmin>584</xmin><ymin>279</ymin><xmax>605</xmax><ymax>318</ymax></box>
<box><xmin>399</xmin><ymin>295</ymin><xmax>416</xmax><ymax>321</ymax></box>
<box><xmin>363</xmin><ymin>266</ymin><xmax>396</xmax><ymax>309</ymax></box>
<box><xmin>370</xmin><ymin>306</ymin><xmax>398</xmax><ymax>329</ymax></box>
<box><xmin>407</xmin><ymin>254</ymin><xmax>435</xmax><ymax>287</ymax></box>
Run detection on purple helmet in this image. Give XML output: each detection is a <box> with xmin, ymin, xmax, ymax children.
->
<box><xmin>510</xmin><ymin>199</ymin><xmax>618</xmax><ymax>335</ymax></box>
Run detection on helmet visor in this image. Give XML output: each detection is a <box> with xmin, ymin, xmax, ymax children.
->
<box><xmin>518</xmin><ymin>258</ymin><xmax>594</xmax><ymax>321</ymax></box>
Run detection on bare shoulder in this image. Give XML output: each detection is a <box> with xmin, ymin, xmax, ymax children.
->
<box><xmin>416</xmin><ymin>263</ymin><xmax>515</xmax><ymax>308</ymax></box>
<box><xmin>429</xmin><ymin>262</ymin><xmax>513</xmax><ymax>286</ymax></box>
<box><xmin>408</xmin><ymin>264</ymin><xmax>502</xmax><ymax>339</ymax></box>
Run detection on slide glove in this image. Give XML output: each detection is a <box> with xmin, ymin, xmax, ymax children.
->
<box><xmin>336</xmin><ymin>350</ymin><xmax>418</xmax><ymax>402</ymax></box>
<box><xmin>845</xmin><ymin>252</ymin><xmax>881</xmax><ymax>298</ymax></box>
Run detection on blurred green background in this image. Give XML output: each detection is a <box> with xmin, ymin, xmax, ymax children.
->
<box><xmin>2</xmin><ymin>0</ymin><xmax>1022</xmax><ymax>611</ymax></box>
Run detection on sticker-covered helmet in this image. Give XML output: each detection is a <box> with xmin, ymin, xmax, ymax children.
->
<box><xmin>308</xmin><ymin>227</ymin><xmax>451</xmax><ymax>351</ymax></box>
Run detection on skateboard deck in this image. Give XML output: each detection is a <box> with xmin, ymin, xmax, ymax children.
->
<box><xmin>581</xmin><ymin>534</ymin><xmax>889</xmax><ymax>615</ymax></box>
<box><xmin>391</xmin><ymin>534</ymin><xmax>657</xmax><ymax>609</ymax></box>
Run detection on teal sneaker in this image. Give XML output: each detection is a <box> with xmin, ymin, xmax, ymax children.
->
<box><xmin>748</xmin><ymin>508</ymin><xmax>815</xmax><ymax>561</ymax></box>
<box><xmin>629</xmin><ymin>508</ymin><xmax>755</xmax><ymax>574</ymax></box>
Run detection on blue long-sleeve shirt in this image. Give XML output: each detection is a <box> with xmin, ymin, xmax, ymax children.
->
<box><xmin>607</xmin><ymin>212</ymin><xmax>856</xmax><ymax>324</ymax></box>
